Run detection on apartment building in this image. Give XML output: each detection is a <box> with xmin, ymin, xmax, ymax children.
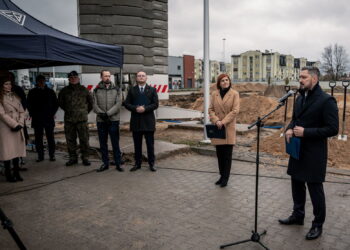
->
<box><xmin>231</xmin><ymin>50</ymin><xmax>320</xmax><ymax>82</ymax></box>
<box><xmin>168</xmin><ymin>55</ymin><xmax>195</xmax><ymax>89</ymax></box>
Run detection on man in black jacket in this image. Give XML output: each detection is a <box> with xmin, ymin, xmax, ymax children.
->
<box><xmin>278</xmin><ymin>67</ymin><xmax>339</xmax><ymax>240</ymax></box>
<box><xmin>27</xmin><ymin>75</ymin><xmax>59</xmax><ymax>162</ymax></box>
<box><xmin>124</xmin><ymin>71</ymin><xmax>159</xmax><ymax>172</ymax></box>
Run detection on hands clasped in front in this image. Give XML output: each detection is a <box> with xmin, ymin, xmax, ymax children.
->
<box><xmin>11</xmin><ymin>125</ymin><xmax>23</xmax><ymax>132</ymax></box>
<box><xmin>216</xmin><ymin>120</ymin><xmax>224</xmax><ymax>129</ymax></box>
<box><xmin>285</xmin><ymin>126</ymin><xmax>304</xmax><ymax>143</ymax></box>
<box><xmin>136</xmin><ymin>105</ymin><xmax>145</xmax><ymax>113</ymax></box>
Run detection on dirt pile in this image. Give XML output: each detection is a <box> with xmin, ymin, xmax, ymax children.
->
<box><xmin>232</xmin><ymin>82</ymin><xmax>267</xmax><ymax>93</ymax></box>
<box><xmin>238</xmin><ymin>94</ymin><xmax>293</xmax><ymax>125</ymax></box>
<box><xmin>256</xmin><ymin>104</ymin><xmax>350</xmax><ymax>170</ymax></box>
<box><xmin>263</xmin><ymin>85</ymin><xmax>289</xmax><ymax>98</ymax></box>
<box><xmin>160</xmin><ymin>92</ymin><xmax>202</xmax><ymax>109</ymax></box>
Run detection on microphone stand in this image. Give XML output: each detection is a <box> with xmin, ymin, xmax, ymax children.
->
<box><xmin>0</xmin><ymin>208</ymin><xmax>27</xmax><ymax>250</ymax></box>
<box><xmin>220</xmin><ymin>101</ymin><xmax>286</xmax><ymax>250</ymax></box>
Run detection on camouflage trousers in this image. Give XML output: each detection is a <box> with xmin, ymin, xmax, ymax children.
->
<box><xmin>64</xmin><ymin>121</ymin><xmax>90</xmax><ymax>161</ymax></box>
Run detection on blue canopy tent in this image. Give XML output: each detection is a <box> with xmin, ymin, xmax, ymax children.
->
<box><xmin>0</xmin><ymin>0</ymin><xmax>123</xmax><ymax>70</ymax></box>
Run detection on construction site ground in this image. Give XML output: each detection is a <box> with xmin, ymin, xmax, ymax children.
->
<box><xmin>1</xmin><ymin>83</ymin><xmax>349</xmax><ymax>249</ymax></box>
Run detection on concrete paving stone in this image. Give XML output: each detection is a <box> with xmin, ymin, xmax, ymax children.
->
<box><xmin>0</xmin><ymin>151</ymin><xmax>350</xmax><ymax>249</ymax></box>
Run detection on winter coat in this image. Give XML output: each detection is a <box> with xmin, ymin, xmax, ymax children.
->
<box><xmin>93</xmin><ymin>81</ymin><xmax>122</xmax><ymax>122</ymax></box>
<box><xmin>58</xmin><ymin>83</ymin><xmax>93</xmax><ymax>123</ymax></box>
<box><xmin>286</xmin><ymin>84</ymin><xmax>339</xmax><ymax>183</ymax></box>
<box><xmin>209</xmin><ymin>88</ymin><xmax>240</xmax><ymax>145</ymax></box>
<box><xmin>123</xmin><ymin>84</ymin><xmax>159</xmax><ymax>132</ymax></box>
<box><xmin>0</xmin><ymin>93</ymin><xmax>26</xmax><ymax>161</ymax></box>
<box><xmin>27</xmin><ymin>86</ymin><xmax>59</xmax><ymax>128</ymax></box>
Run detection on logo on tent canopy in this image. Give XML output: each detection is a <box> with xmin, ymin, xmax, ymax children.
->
<box><xmin>0</xmin><ymin>10</ymin><xmax>26</xmax><ymax>26</ymax></box>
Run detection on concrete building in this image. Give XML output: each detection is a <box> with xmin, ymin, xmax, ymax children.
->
<box><xmin>194</xmin><ymin>59</ymin><xmax>203</xmax><ymax>87</ymax></box>
<box><xmin>194</xmin><ymin>59</ymin><xmax>232</xmax><ymax>85</ymax></box>
<box><xmin>168</xmin><ymin>56</ymin><xmax>183</xmax><ymax>89</ymax></box>
<box><xmin>210</xmin><ymin>60</ymin><xmax>220</xmax><ymax>83</ymax></box>
<box><xmin>183</xmin><ymin>55</ymin><xmax>195</xmax><ymax>88</ymax></box>
<box><xmin>78</xmin><ymin>0</ymin><xmax>169</xmax><ymax>99</ymax></box>
<box><xmin>79</xmin><ymin>0</ymin><xmax>168</xmax><ymax>74</ymax></box>
<box><xmin>231</xmin><ymin>50</ymin><xmax>321</xmax><ymax>83</ymax></box>
<box><xmin>168</xmin><ymin>55</ymin><xmax>194</xmax><ymax>89</ymax></box>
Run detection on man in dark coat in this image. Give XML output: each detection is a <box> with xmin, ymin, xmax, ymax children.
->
<box><xmin>27</xmin><ymin>75</ymin><xmax>59</xmax><ymax>162</ymax></box>
<box><xmin>278</xmin><ymin>66</ymin><xmax>339</xmax><ymax>240</ymax></box>
<box><xmin>58</xmin><ymin>71</ymin><xmax>93</xmax><ymax>166</ymax></box>
<box><xmin>124</xmin><ymin>71</ymin><xmax>159</xmax><ymax>172</ymax></box>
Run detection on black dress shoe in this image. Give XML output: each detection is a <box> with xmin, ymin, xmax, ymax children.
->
<box><xmin>82</xmin><ymin>159</ymin><xmax>91</xmax><ymax>166</ymax></box>
<box><xmin>36</xmin><ymin>157</ymin><xmax>44</xmax><ymax>162</ymax></box>
<box><xmin>96</xmin><ymin>164</ymin><xmax>109</xmax><ymax>172</ymax></box>
<box><xmin>116</xmin><ymin>166</ymin><xmax>124</xmax><ymax>172</ymax></box>
<box><xmin>149</xmin><ymin>165</ymin><xmax>157</xmax><ymax>172</ymax></box>
<box><xmin>65</xmin><ymin>159</ymin><xmax>78</xmax><ymax>166</ymax></box>
<box><xmin>49</xmin><ymin>156</ymin><xmax>56</xmax><ymax>162</ymax></box>
<box><xmin>14</xmin><ymin>175</ymin><xmax>23</xmax><ymax>182</ymax></box>
<box><xmin>19</xmin><ymin>167</ymin><xmax>28</xmax><ymax>171</ymax></box>
<box><xmin>306</xmin><ymin>226</ymin><xmax>322</xmax><ymax>240</ymax></box>
<box><xmin>220</xmin><ymin>180</ymin><xmax>228</xmax><ymax>187</ymax></box>
<box><xmin>278</xmin><ymin>216</ymin><xmax>304</xmax><ymax>225</ymax></box>
<box><xmin>215</xmin><ymin>177</ymin><xmax>223</xmax><ymax>185</ymax></box>
<box><xmin>130</xmin><ymin>166</ymin><xmax>141</xmax><ymax>172</ymax></box>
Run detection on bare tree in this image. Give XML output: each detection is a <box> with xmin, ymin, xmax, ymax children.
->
<box><xmin>322</xmin><ymin>44</ymin><xmax>349</xmax><ymax>80</ymax></box>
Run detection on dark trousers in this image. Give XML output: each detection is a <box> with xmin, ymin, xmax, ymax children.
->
<box><xmin>34</xmin><ymin>125</ymin><xmax>55</xmax><ymax>159</ymax></box>
<box><xmin>291</xmin><ymin>178</ymin><xmax>326</xmax><ymax>227</ymax></box>
<box><xmin>64</xmin><ymin>121</ymin><xmax>90</xmax><ymax>160</ymax></box>
<box><xmin>215</xmin><ymin>145</ymin><xmax>233</xmax><ymax>180</ymax></box>
<box><xmin>4</xmin><ymin>158</ymin><xmax>20</xmax><ymax>176</ymax></box>
<box><xmin>132</xmin><ymin>131</ymin><xmax>155</xmax><ymax>167</ymax></box>
<box><xmin>97</xmin><ymin>121</ymin><xmax>121</xmax><ymax>167</ymax></box>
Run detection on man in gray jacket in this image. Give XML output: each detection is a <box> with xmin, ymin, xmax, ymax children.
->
<box><xmin>93</xmin><ymin>70</ymin><xmax>123</xmax><ymax>172</ymax></box>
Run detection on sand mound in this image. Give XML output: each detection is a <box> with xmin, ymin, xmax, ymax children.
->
<box><xmin>232</xmin><ymin>82</ymin><xmax>267</xmax><ymax>92</ymax></box>
<box><xmin>256</xmin><ymin>105</ymin><xmax>350</xmax><ymax>170</ymax></box>
<box><xmin>237</xmin><ymin>94</ymin><xmax>293</xmax><ymax>125</ymax></box>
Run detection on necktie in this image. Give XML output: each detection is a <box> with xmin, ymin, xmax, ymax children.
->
<box><xmin>140</xmin><ymin>87</ymin><xmax>144</xmax><ymax>93</ymax></box>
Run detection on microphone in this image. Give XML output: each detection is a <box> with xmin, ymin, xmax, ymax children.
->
<box><xmin>278</xmin><ymin>90</ymin><xmax>295</xmax><ymax>103</ymax></box>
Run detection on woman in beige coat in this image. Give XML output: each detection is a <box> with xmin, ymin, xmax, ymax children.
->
<box><xmin>209</xmin><ymin>74</ymin><xmax>240</xmax><ymax>187</ymax></box>
<box><xmin>0</xmin><ymin>76</ymin><xmax>26</xmax><ymax>182</ymax></box>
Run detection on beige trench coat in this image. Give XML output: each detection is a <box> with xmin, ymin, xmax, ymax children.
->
<box><xmin>0</xmin><ymin>94</ymin><xmax>26</xmax><ymax>161</ymax></box>
<box><xmin>209</xmin><ymin>88</ymin><xmax>240</xmax><ymax>145</ymax></box>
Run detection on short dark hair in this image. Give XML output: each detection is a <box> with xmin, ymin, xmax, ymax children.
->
<box><xmin>100</xmin><ymin>70</ymin><xmax>110</xmax><ymax>77</ymax></box>
<box><xmin>301</xmin><ymin>66</ymin><xmax>320</xmax><ymax>79</ymax></box>
<box><xmin>36</xmin><ymin>74</ymin><xmax>45</xmax><ymax>82</ymax></box>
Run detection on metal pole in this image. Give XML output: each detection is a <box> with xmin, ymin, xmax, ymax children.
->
<box><xmin>52</xmin><ymin>66</ymin><xmax>56</xmax><ymax>89</ymax></box>
<box><xmin>203</xmin><ymin>0</ymin><xmax>210</xmax><ymax>141</ymax></box>
<box><xmin>222</xmin><ymin>38</ymin><xmax>226</xmax><ymax>63</ymax></box>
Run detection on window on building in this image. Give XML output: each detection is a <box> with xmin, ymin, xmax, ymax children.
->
<box><xmin>177</xmin><ymin>65</ymin><xmax>181</xmax><ymax>70</ymax></box>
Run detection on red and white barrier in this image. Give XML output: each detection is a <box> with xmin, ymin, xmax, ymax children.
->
<box><xmin>81</xmin><ymin>73</ymin><xmax>169</xmax><ymax>100</ymax></box>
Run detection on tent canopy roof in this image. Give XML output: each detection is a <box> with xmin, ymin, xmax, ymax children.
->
<box><xmin>0</xmin><ymin>0</ymin><xmax>123</xmax><ymax>70</ymax></box>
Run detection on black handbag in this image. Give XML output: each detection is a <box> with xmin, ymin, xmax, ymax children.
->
<box><xmin>205</xmin><ymin>124</ymin><xmax>226</xmax><ymax>139</ymax></box>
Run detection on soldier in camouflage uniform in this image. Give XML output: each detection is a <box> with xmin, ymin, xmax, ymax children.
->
<box><xmin>58</xmin><ymin>71</ymin><xmax>93</xmax><ymax>166</ymax></box>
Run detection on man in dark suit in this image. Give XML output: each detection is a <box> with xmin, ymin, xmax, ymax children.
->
<box><xmin>278</xmin><ymin>66</ymin><xmax>339</xmax><ymax>240</ymax></box>
<box><xmin>124</xmin><ymin>71</ymin><xmax>159</xmax><ymax>172</ymax></box>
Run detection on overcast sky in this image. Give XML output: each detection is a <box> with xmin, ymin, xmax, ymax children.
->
<box><xmin>12</xmin><ymin>0</ymin><xmax>350</xmax><ymax>63</ymax></box>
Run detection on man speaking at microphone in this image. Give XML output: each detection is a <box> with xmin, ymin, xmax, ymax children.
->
<box><xmin>278</xmin><ymin>66</ymin><xmax>339</xmax><ymax>240</ymax></box>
